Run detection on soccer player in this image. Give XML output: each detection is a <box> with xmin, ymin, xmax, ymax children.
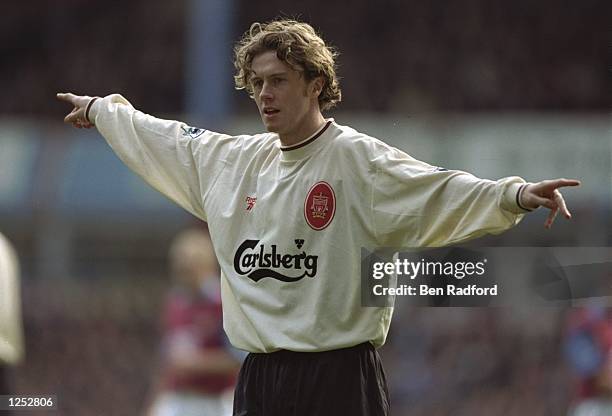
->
<box><xmin>564</xmin><ymin>307</ymin><xmax>612</xmax><ymax>416</ymax></box>
<box><xmin>146</xmin><ymin>228</ymin><xmax>240</xmax><ymax>416</ymax></box>
<box><xmin>58</xmin><ymin>19</ymin><xmax>580</xmax><ymax>416</ymax></box>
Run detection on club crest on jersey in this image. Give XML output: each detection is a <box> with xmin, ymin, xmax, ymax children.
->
<box><xmin>304</xmin><ymin>181</ymin><xmax>336</xmax><ymax>230</ymax></box>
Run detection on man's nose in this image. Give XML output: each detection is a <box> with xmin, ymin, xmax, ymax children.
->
<box><xmin>259</xmin><ymin>83</ymin><xmax>273</xmax><ymax>101</ymax></box>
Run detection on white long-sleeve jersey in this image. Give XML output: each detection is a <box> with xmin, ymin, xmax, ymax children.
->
<box><xmin>90</xmin><ymin>94</ymin><xmax>528</xmax><ymax>353</ymax></box>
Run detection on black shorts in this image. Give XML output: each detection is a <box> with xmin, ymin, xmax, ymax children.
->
<box><xmin>233</xmin><ymin>342</ymin><xmax>390</xmax><ymax>416</ymax></box>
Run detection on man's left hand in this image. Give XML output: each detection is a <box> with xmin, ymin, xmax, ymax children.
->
<box><xmin>520</xmin><ymin>178</ymin><xmax>581</xmax><ymax>228</ymax></box>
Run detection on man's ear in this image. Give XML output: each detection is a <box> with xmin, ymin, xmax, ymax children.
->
<box><xmin>311</xmin><ymin>77</ymin><xmax>324</xmax><ymax>97</ymax></box>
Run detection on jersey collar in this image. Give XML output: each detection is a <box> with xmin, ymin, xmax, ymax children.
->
<box><xmin>279</xmin><ymin>119</ymin><xmax>334</xmax><ymax>162</ymax></box>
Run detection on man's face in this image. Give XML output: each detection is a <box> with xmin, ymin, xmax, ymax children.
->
<box><xmin>250</xmin><ymin>50</ymin><xmax>321</xmax><ymax>142</ymax></box>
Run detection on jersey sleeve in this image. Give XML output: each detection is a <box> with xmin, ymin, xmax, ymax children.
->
<box><xmin>89</xmin><ymin>94</ymin><xmax>241</xmax><ymax>222</ymax></box>
<box><xmin>370</xmin><ymin>145</ymin><xmax>529</xmax><ymax>247</ymax></box>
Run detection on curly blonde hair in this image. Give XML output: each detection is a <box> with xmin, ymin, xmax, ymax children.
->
<box><xmin>234</xmin><ymin>19</ymin><xmax>341</xmax><ymax>111</ymax></box>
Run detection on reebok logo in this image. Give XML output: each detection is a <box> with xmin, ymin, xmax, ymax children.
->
<box><xmin>245</xmin><ymin>196</ymin><xmax>257</xmax><ymax>211</ymax></box>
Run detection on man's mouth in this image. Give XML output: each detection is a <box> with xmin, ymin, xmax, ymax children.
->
<box><xmin>263</xmin><ymin>108</ymin><xmax>280</xmax><ymax>116</ymax></box>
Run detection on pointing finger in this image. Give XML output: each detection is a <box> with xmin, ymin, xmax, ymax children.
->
<box><xmin>549</xmin><ymin>178</ymin><xmax>581</xmax><ymax>189</ymax></box>
<box><xmin>56</xmin><ymin>92</ymin><xmax>76</xmax><ymax>104</ymax></box>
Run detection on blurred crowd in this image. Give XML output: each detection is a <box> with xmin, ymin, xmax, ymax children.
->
<box><xmin>10</xmin><ymin>277</ymin><xmax>164</xmax><ymax>416</ymax></box>
<box><xmin>1</xmin><ymin>0</ymin><xmax>608</xmax><ymax>118</ymax></box>
<box><xmin>383</xmin><ymin>307</ymin><xmax>572</xmax><ymax>416</ymax></box>
<box><xmin>4</xmin><ymin>275</ymin><xmax>595</xmax><ymax>416</ymax></box>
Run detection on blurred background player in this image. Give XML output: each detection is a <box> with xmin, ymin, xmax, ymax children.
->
<box><xmin>565</xmin><ymin>306</ymin><xmax>612</xmax><ymax>416</ymax></box>
<box><xmin>0</xmin><ymin>232</ymin><xmax>25</xmax><ymax>412</ymax></box>
<box><xmin>146</xmin><ymin>228</ymin><xmax>241</xmax><ymax>416</ymax></box>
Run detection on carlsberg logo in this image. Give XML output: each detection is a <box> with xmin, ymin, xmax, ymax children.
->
<box><xmin>233</xmin><ymin>239</ymin><xmax>318</xmax><ymax>282</ymax></box>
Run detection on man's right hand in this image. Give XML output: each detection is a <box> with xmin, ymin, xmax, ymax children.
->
<box><xmin>56</xmin><ymin>92</ymin><xmax>97</xmax><ymax>129</ymax></box>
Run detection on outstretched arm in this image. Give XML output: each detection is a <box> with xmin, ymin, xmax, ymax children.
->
<box><xmin>56</xmin><ymin>92</ymin><xmax>240</xmax><ymax>223</ymax></box>
<box><xmin>370</xmin><ymin>141</ymin><xmax>582</xmax><ymax>247</ymax></box>
<box><xmin>519</xmin><ymin>178</ymin><xmax>581</xmax><ymax>229</ymax></box>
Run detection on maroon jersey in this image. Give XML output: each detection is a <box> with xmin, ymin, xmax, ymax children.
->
<box><xmin>160</xmin><ymin>282</ymin><xmax>236</xmax><ymax>394</ymax></box>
